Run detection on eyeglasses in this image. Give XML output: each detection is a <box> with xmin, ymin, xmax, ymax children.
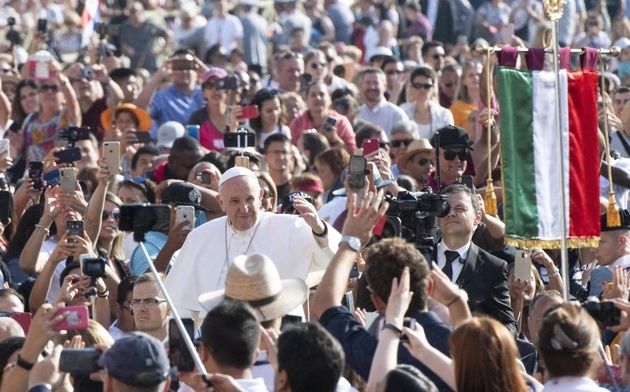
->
<box><xmin>412</xmin><ymin>83</ymin><xmax>433</xmax><ymax>90</ymax></box>
<box><xmin>39</xmin><ymin>85</ymin><xmax>59</xmax><ymax>93</ymax></box>
<box><xmin>310</xmin><ymin>62</ymin><xmax>326</xmax><ymax>70</ymax></box>
<box><xmin>417</xmin><ymin>158</ymin><xmax>431</xmax><ymax>166</ymax></box>
<box><xmin>262</xmin><ymin>190</ymin><xmax>272</xmax><ymax>199</ymax></box>
<box><xmin>433</xmin><ymin>53</ymin><xmax>445</xmax><ymax>60</ymax></box>
<box><xmin>102</xmin><ymin>210</ymin><xmax>121</xmax><ymax>221</ymax></box>
<box><xmin>129</xmin><ymin>298</ymin><xmax>167</xmax><ymax>309</ymax></box>
<box><xmin>391</xmin><ymin>139</ymin><xmax>413</xmax><ymax>148</ymax></box>
<box><xmin>119</xmin><ymin>302</ymin><xmax>132</xmax><ymax>312</ymax></box>
<box><xmin>443</xmin><ymin>149</ymin><xmax>468</xmax><ymax>161</ymax></box>
<box><xmin>386</xmin><ymin>70</ymin><xmax>403</xmax><ymax>76</ymax></box>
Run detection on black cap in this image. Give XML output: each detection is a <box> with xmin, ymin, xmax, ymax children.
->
<box><xmin>601</xmin><ymin>209</ymin><xmax>630</xmax><ymax>231</ymax></box>
<box><xmin>161</xmin><ymin>182</ymin><xmax>209</xmax><ymax>212</ymax></box>
<box><xmin>432</xmin><ymin>125</ymin><xmax>473</xmax><ymax>150</ymax></box>
<box><xmin>281</xmin><ymin>192</ymin><xmax>315</xmax><ymax>214</ymax></box>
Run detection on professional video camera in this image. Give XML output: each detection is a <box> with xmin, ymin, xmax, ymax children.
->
<box><xmin>119</xmin><ymin>204</ymin><xmax>171</xmax><ymax>242</ymax></box>
<box><xmin>380</xmin><ymin>190</ymin><xmax>450</xmax><ymax>255</ymax></box>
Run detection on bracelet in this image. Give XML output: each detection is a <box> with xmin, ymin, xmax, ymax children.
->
<box><xmin>381</xmin><ymin>323</ymin><xmax>403</xmax><ymax>338</ymax></box>
<box><xmin>97</xmin><ymin>289</ymin><xmax>109</xmax><ymax>298</ymax></box>
<box><xmin>313</xmin><ymin>221</ymin><xmax>328</xmax><ymax>238</ymax></box>
<box><xmin>34</xmin><ymin>224</ymin><xmax>50</xmax><ymax>236</ymax></box>
<box><xmin>446</xmin><ymin>296</ymin><xmax>462</xmax><ymax>307</ymax></box>
<box><xmin>16</xmin><ymin>354</ymin><xmax>35</xmax><ymax>371</ymax></box>
<box><xmin>548</xmin><ymin>269</ymin><xmax>560</xmax><ymax>278</ymax></box>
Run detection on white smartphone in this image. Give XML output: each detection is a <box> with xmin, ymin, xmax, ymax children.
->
<box><xmin>175</xmin><ymin>205</ymin><xmax>195</xmax><ymax>229</ymax></box>
<box><xmin>502</xmin><ymin>23</ymin><xmax>515</xmax><ymax>44</ymax></box>
<box><xmin>103</xmin><ymin>142</ymin><xmax>121</xmax><ymax>175</ymax></box>
<box><xmin>60</xmin><ymin>167</ymin><xmax>76</xmax><ymax>191</ymax></box>
<box><xmin>514</xmin><ymin>250</ymin><xmax>532</xmax><ymax>282</ymax></box>
<box><xmin>0</xmin><ymin>139</ymin><xmax>9</xmax><ymax>157</ymax></box>
<box><xmin>79</xmin><ymin>254</ymin><xmax>91</xmax><ymax>277</ymax></box>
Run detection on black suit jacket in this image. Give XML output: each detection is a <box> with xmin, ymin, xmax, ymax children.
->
<box><xmin>420</xmin><ymin>0</ymin><xmax>458</xmax><ymax>45</ymax></box>
<box><xmin>456</xmin><ymin>243</ymin><xmax>517</xmax><ymax>333</ymax></box>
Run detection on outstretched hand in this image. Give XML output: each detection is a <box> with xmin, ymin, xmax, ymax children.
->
<box><xmin>341</xmin><ymin>190</ymin><xmax>389</xmax><ymax>246</ymax></box>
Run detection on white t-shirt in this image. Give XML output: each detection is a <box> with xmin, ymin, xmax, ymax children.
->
<box><xmin>204</xmin><ymin>14</ymin><xmax>243</xmax><ymax>50</ymax></box>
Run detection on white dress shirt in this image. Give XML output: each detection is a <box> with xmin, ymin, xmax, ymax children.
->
<box><xmin>436</xmin><ymin>241</ymin><xmax>471</xmax><ymax>283</ymax></box>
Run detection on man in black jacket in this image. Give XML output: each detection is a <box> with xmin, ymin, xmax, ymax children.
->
<box><xmin>437</xmin><ymin>184</ymin><xmax>517</xmax><ymax>333</ymax></box>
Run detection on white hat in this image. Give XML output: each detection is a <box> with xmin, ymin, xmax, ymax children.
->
<box><xmin>218</xmin><ymin>166</ymin><xmax>257</xmax><ymax>187</ymax></box>
<box><xmin>156</xmin><ymin>121</ymin><xmax>185</xmax><ymax>149</ymax></box>
<box><xmin>369</xmin><ymin>47</ymin><xmax>393</xmax><ymax>61</ymax></box>
<box><xmin>198</xmin><ymin>253</ymin><xmax>308</xmax><ymax>321</ymax></box>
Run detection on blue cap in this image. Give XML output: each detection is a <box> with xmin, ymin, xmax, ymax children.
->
<box><xmin>98</xmin><ymin>332</ymin><xmax>170</xmax><ymax>387</ymax></box>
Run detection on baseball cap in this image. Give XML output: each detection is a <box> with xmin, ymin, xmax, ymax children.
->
<box><xmin>97</xmin><ymin>332</ymin><xmax>169</xmax><ymax>388</ymax></box>
<box><xmin>432</xmin><ymin>125</ymin><xmax>473</xmax><ymax>150</ymax></box>
<box><xmin>281</xmin><ymin>191</ymin><xmax>315</xmax><ymax>214</ymax></box>
<box><xmin>202</xmin><ymin>68</ymin><xmax>228</xmax><ymax>84</ymax></box>
<box><xmin>601</xmin><ymin>209</ymin><xmax>630</xmax><ymax>231</ymax></box>
<box><xmin>161</xmin><ymin>182</ymin><xmax>209</xmax><ymax>211</ymax></box>
<box><xmin>156</xmin><ymin>121</ymin><xmax>185</xmax><ymax>149</ymax></box>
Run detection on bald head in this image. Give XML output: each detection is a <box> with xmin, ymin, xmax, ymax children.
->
<box><xmin>0</xmin><ymin>318</ymin><xmax>25</xmax><ymax>343</ymax></box>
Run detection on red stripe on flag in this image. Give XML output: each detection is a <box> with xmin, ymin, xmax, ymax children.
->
<box><xmin>567</xmin><ymin>70</ymin><xmax>600</xmax><ymax>238</ymax></box>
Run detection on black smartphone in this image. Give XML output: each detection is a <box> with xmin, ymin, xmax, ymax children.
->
<box><xmin>0</xmin><ymin>191</ymin><xmax>11</xmax><ymax>225</ymax></box>
<box><xmin>323</xmin><ymin>116</ymin><xmax>337</xmax><ymax>132</ymax></box>
<box><xmin>134</xmin><ymin>131</ymin><xmax>152</xmax><ymax>144</ymax></box>
<box><xmin>37</xmin><ymin>19</ymin><xmax>48</xmax><ymax>33</ymax></box>
<box><xmin>195</xmin><ymin>172</ymin><xmax>211</xmax><ymax>185</ymax></box>
<box><xmin>348</xmin><ymin>155</ymin><xmax>367</xmax><ymax>189</ymax></box>
<box><xmin>28</xmin><ymin>161</ymin><xmax>44</xmax><ymax>191</ymax></box>
<box><xmin>453</xmin><ymin>175</ymin><xmax>474</xmax><ymax>190</ymax></box>
<box><xmin>215</xmin><ymin>76</ymin><xmax>239</xmax><ymax>90</ymax></box>
<box><xmin>224</xmin><ymin>132</ymin><xmax>256</xmax><ymax>148</ymax></box>
<box><xmin>168</xmin><ymin>318</ymin><xmax>195</xmax><ymax>371</ymax></box>
<box><xmin>59</xmin><ymin>348</ymin><xmax>101</xmax><ymax>374</ymax></box>
<box><xmin>67</xmin><ymin>220</ymin><xmax>84</xmax><ymax>244</ymax></box>
<box><xmin>171</xmin><ymin>59</ymin><xmax>196</xmax><ymax>71</ymax></box>
<box><xmin>54</xmin><ymin>147</ymin><xmax>82</xmax><ymax>164</ymax></box>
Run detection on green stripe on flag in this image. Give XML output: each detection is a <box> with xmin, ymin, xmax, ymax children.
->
<box><xmin>497</xmin><ymin>68</ymin><xmax>539</xmax><ymax>238</ymax></box>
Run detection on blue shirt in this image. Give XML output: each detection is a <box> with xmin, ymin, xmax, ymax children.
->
<box><xmin>130</xmin><ymin>231</ymin><xmax>172</xmax><ymax>276</ymax></box>
<box><xmin>319</xmin><ymin>306</ymin><xmax>453</xmax><ymax>391</ymax></box>
<box><xmin>149</xmin><ymin>85</ymin><xmax>205</xmax><ymax>138</ymax></box>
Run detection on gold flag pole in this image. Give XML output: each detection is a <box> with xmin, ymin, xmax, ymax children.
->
<box><xmin>483</xmin><ymin>47</ymin><xmax>499</xmax><ymax>215</ymax></box>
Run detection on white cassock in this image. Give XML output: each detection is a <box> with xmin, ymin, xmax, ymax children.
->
<box><xmin>164</xmin><ymin>212</ymin><xmax>341</xmax><ymax>323</ymax></box>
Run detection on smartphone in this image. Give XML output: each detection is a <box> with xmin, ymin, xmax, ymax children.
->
<box><xmin>11</xmin><ymin>312</ymin><xmax>32</xmax><ymax>334</ymax></box>
<box><xmin>453</xmin><ymin>175</ymin><xmax>473</xmax><ymax>190</ymax></box>
<box><xmin>224</xmin><ymin>132</ymin><xmax>256</xmax><ymax>148</ymax></box>
<box><xmin>67</xmin><ymin>220</ymin><xmax>84</xmax><ymax>244</ymax></box>
<box><xmin>53</xmin><ymin>305</ymin><xmax>89</xmax><ymax>331</ymax></box>
<box><xmin>43</xmin><ymin>169</ymin><xmax>60</xmax><ymax>187</ymax></box>
<box><xmin>103</xmin><ymin>142</ymin><xmax>121</xmax><ymax>175</ymax></box>
<box><xmin>215</xmin><ymin>76</ymin><xmax>239</xmax><ymax>90</ymax></box>
<box><xmin>0</xmin><ymin>139</ymin><xmax>9</xmax><ymax>157</ymax></box>
<box><xmin>301</xmin><ymin>73</ymin><xmax>312</xmax><ymax>85</ymax></box>
<box><xmin>514</xmin><ymin>250</ymin><xmax>532</xmax><ymax>282</ymax></box>
<box><xmin>186</xmin><ymin>125</ymin><xmax>200</xmax><ymax>140</ymax></box>
<box><xmin>502</xmin><ymin>23</ymin><xmax>514</xmax><ymax>44</ymax></box>
<box><xmin>175</xmin><ymin>205</ymin><xmax>195</xmax><ymax>229</ymax></box>
<box><xmin>37</xmin><ymin>18</ymin><xmax>48</xmax><ymax>33</ymax></box>
<box><xmin>168</xmin><ymin>318</ymin><xmax>195</xmax><ymax>371</ymax></box>
<box><xmin>323</xmin><ymin>116</ymin><xmax>337</xmax><ymax>132</ymax></box>
<box><xmin>195</xmin><ymin>171</ymin><xmax>211</xmax><ymax>185</ymax></box>
<box><xmin>54</xmin><ymin>147</ymin><xmax>82</xmax><ymax>164</ymax></box>
<box><xmin>59</xmin><ymin>348</ymin><xmax>101</xmax><ymax>374</ymax></box>
<box><xmin>171</xmin><ymin>59</ymin><xmax>196</xmax><ymax>71</ymax></box>
<box><xmin>28</xmin><ymin>161</ymin><xmax>44</xmax><ymax>191</ymax></box>
<box><xmin>583</xmin><ymin>301</ymin><xmax>621</xmax><ymax>327</ymax></box>
<box><xmin>237</xmin><ymin>105</ymin><xmax>259</xmax><ymax>121</ymax></box>
<box><xmin>348</xmin><ymin>155</ymin><xmax>367</xmax><ymax>189</ymax></box>
<box><xmin>376</xmin><ymin>317</ymin><xmax>416</xmax><ymax>342</ymax></box>
<box><xmin>60</xmin><ymin>168</ymin><xmax>77</xmax><ymax>191</ymax></box>
<box><xmin>0</xmin><ymin>191</ymin><xmax>10</xmax><ymax>225</ymax></box>
<box><xmin>362</xmin><ymin>138</ymin><xmax>380</xmax><ymax>156</ymax></box>
<box><xmin>134</xmin><ymin>131</ymin><xmax>152</xmax><ymax>144</ymax></box>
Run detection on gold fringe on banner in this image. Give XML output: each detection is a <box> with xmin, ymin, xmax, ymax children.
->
<box><xmin>484</xmin><ymin>179</ymin><xmax>498</xmax><ymax>215</ymax></box>
<box><xmin>607</xmin><ymin>191</ymin><xmax>621</xmax><ymax>227</ymax></box>
<box><xmin>505</xmin><ymin>237</ymin><xmax>600</xmax><ymax>249</ymax></box>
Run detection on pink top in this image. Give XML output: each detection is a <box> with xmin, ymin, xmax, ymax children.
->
<box><xmin>289</xmin><ymin>109</ymin><xmax>357</xmax><ymax>152</ymax></box>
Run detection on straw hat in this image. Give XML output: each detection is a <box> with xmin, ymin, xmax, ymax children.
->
<box><xmin>198</xmin><ymin>253</ymin><xmax>308</xmax><ymax>321</ymax></box>
<box><xmin>101</xmin><ymin>103</ymin><xmax>152</xmax><ymax>131</ymax></box>
<box><xmin>397</xmin><ymin>139</ymin><xmax>434</xmax><ymax>174</ymax></box>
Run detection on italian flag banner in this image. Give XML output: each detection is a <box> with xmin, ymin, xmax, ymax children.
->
<box><xmin>497</xmin><ymin>66</ymin><xmax>600</xmax><ymax>248</ymax></box>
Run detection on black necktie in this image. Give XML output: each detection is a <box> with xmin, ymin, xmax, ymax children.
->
<box><xmin>442</xmin><ymin>250</ymin><xmax>460</xmax><ymax>280</ymax></box>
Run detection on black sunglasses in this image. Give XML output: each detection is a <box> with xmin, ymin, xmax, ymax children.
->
<box><xmin>39</xmin><ymin>85</ymin><xmax>59</xmax><ymax>93</ymax></box>
<box><xmin>417</xmin><ymin>158</ymin><xmax>431</xmax><ymax>166</ymax></box>
<box><xmin>102</xmin><ymin>210</ymin><xmax>121</xmax><ymax>221</ymax></box>
<box><xmin>443</xmin><ymin>150</ymin><xmax>468</xmax><ymax>161</ymax></box>
<box><xmin>412</xmin><ymin>83</ymin><xmax>433</xmax><ymax>90</ymax></box>
<box><xmin>433</xmin><ymin>53</ymin><xmax>445</xmax><ymax>60</ymax></box>
<box><xmin>391</xmin><ymin>139</ymin><xmax>413</xmax><ymax>148</ymax></box>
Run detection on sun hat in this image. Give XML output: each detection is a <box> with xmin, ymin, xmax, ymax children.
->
<box><xmin>101</xmin><ymin>103</ymin><xmax>151</xmax><ymax>131</ymax></box>
<box><xmin>397</xmin><ymin>139</ymin><xmax>434</xmax><ymax>174</ymax></box>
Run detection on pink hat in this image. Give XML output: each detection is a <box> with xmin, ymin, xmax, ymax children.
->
<box><xmin>295</xmin><ymin>178</ymin><xmax>324</xmax><ymax>194</ymax></box>
<box><xmin>202</xmin><ymin>68</ymin><xmax>228</xmax><ymax>84</ymax></box>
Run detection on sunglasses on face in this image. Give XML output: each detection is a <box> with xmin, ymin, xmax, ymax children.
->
<box><xmin>391</xmin><ymin>139</ymin><xmax>413</xmax><ymax>148</ymax></box>
<box><xmin>39</xmin><ymin>84</ymin><xmax>59</xmax><ymax>93</ymax></box>
<box><xmin>443</xmin><ymin>149</ymin><xmax>468</xmax><ymax>161</ymax></box>
<box><xmin>310</xmin><ymin>62</ymin><xmax>326</xmax><ymax>70</ymax></box>
<box><xmin>417</xmin><ymin>157</ymin><xmax>431</xmax><ymax>166</ymax></box>
<box><xmin>433</xmin><ymin>53</ymin><xmax>445</xmax><ymax>60</ymax></box>
<box><xmin>412</xmin><ymin>83</ymin><xmax>433</xmax><ymax>90</ymax></box>
<box><xmin>102</xmin><ymin>210</ymin><xmax>121</xmax><ymax>221</ymax></box>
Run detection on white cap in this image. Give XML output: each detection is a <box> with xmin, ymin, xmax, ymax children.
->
<box><xmin>156</xmin><ymin>121</ymin><xmax>185</xmax><ymax>149</ymax></box>
<box><xmin>218</xmin><ymin>166</ymin><xmax>257</xmax><ymax>187</ymax></box>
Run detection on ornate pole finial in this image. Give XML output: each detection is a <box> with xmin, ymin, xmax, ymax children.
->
<box><xmin>543</xmin><ymin>0</ymin><xmax>566</xmax><ymax>21</ymax></box>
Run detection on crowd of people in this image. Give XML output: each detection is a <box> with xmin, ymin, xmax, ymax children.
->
<box><xmin>2</xmin><ymin>0</ymin><xmax>630</xmax><ymax>391</ymax></box>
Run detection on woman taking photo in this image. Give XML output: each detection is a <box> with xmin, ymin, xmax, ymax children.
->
<box><xmin>249</xmin><ymin>88</ymin><xmax>291</xmax><ymax>152</ymax></box>
<box><xmin>400</xmin><ymin>66</ymin><xmax>453</xmax><ymax>140</ymax></box>
<box><xmin>22</xmin><ymin>61</ymin><xmax>81</xmax><ymax>162</ymax></box>
<box><xmin>289</xmin><ymin>81</ymin><xmax>356</xmax><ymax>153</ymax></box>
<box><xmin>5</xmin><ymin>80</ymin><xmax>39</xmax><ymax>183</ymax></box>
<box><xmin>187</xmin><ymin>67</ymin><xmax>230</xmax><ymax>152</ymax></box>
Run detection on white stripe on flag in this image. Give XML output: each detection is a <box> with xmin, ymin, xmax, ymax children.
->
<box><xmin>532</xmin><ymin>71</ymin><xmax>570</xmax><ymax>240</ymax></box>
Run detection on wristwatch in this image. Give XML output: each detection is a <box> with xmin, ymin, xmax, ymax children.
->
<box><xmin>340</xmin><ymin>236</ymin><xmax>361</xmax><ymax>252</ymax></box>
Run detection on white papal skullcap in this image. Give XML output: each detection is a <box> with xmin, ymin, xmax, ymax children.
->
<box><xmin>218</xmin><ymin>166</ymin><xmax>258</xmax><ymax>187</ymax></box>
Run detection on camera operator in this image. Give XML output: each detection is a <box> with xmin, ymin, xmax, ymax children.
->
<box><xmin>63</xmin><ymin>63</ymin><xmax>124</xmax><ymax>142</ymax></box>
